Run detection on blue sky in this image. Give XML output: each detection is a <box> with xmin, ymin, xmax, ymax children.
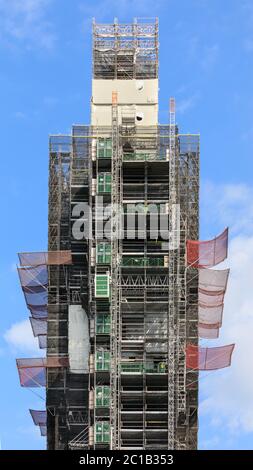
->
<box><xmin>0</xmin><ymin>0</ymin><xmax>253</xmax><ymax>450</ymax></box>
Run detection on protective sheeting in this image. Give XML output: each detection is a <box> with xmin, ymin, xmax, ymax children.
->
<box><xmin>16</xmin><ymin>357</ymin><xmax>69</xmax><ymax>387</ymax></box>
<box><xmin>29</xmin><ymin>410</ymin><xmax>47</xmax><ymax>436</ymax></box>
<box><xmin>18</xmin><ymin>251</ymin><xmax>72</xmax><ymax>267</ymax></box>
<box><xmin>23</xmin><ymin>289</ymin><xmax>48</xmax><ymax>310</ymax></box>
<box><xmin>186</xmin><ymin>228</ymin><xmax>228</xmax><ymax>268</ymax></box>
<box><xmin>16</xmin><ymin>359</ymin><xmax>46</xmax><ymax>387</ymax></box>
<box><xmin>18</xmin><ymin>265</ymin><xmax>48</xmax><ymax>319</ymax></box>
<box><xmin>198</xmin><ymin>324</ymin><xmax>219</xmax><ymax>339</ymax></box>
<box><xmin>38</xmin><ymin>335</ymin><xmax>47</xmax><ymax>349</ymax></box>
<box><xmin>69</xmin><ymin>305</ymin><xmax>90</xmax><ymax>373</ymax></box>
<box><xmin>199</xmin><ymin>268</ymin><xmax>229</xmax><ymax>306</ymax></box>
<box><xmin>186</xmin><ymin>343</ymin><xmax>235</xmax><ymax>370</ymax></box>
<box><xmin>28</xmin><ymin>305</ymin><xmax>48</xmax><ymax>319</ymax></box>
<box><xmin>199</xmin><ymin>304</ymin><xmax>223</xmax><ymax>327</ymax></box>
<box><xmin>30</xmin><ymin>317</ymin><xmax>47</xmax><ymax>337</ymax></box>
<box><xmin>17</xmin><ymin>265</ymin><xmax>48</xmax><ymax>288</ymax></box>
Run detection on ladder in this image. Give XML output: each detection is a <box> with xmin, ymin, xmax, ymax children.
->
<box><xmin>110</xmin><ymin>91</ymin><xmax>122</xmax><ymax>449</ymax></box>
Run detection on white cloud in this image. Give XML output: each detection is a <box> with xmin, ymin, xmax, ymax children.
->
<box><xmin>4</xmin><ymin>319</ymin><xmax>40</xmax><ymax>354</ymax></box>
<box><xmin>0</xmin><ymin>0</ymin><xmax>56</xmax><ymax>50</ymax></box>
<box><xmin>200</xmin><ymin>181</ymin><xmax>253</xmax><ymax>440</ymax></box>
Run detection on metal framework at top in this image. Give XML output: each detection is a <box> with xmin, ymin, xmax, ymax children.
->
<box><xmin>92</xmin><ymin>18</ymin><xmax>159</xmax><ymax>79</ymax></box>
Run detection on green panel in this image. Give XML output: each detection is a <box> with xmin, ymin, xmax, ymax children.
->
<box><xmin>96</xmin><ymin>351</ymin><xmax>110</xmax><ymax>371</ymax></box>
<box><xmin>122</xmin><ymin>257</ymin><xmax>164</xmax><ymax>267</ymax></box>
<box><xmin>97</xmin><ymin>138</ymin><xmax>112</xmax><ymax>159</ymax></box>
<box><xmin>97</xmin><ymin>173</ymin><xmax>111</xmax><ymax>193</ymax></box>
<box><xmin>96</xmin><ymin>313</ymin><xmax>111</xmax><ymax>334</ymax></box>
<box><xmin>95</xmin><ymin>274</ymin><xmax>109</xmax><ymax>298</ymax></box>
<box><xmin>96</xmin><ymin>243</ymin><xmax>111</xmax><ymax>265</ymax></box>
<box><xmin>121</xmin><ymin>362</ymin><xmax>143</xmax><ymax>373</ymax></box>
<box><xmin>105</xmin><ymin>174</ymin><xmax>111</xmax><ymax>193</ymax></box>
<box><xmin>95</xmin><ymin>386</ymin><xmax>110</xmax><ymax>408</ymax></box>
<box><xmin>95</xmin><ymin>422</ymin><xmax>110</xmax><ymax>443</ymax></box>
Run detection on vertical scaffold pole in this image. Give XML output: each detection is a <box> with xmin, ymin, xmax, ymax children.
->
<box><xmin>168</xmin><ymin>97</ymin><xmax>176</xmax><ymax>449</ymax></box>
<box><xmin>110</xmin><ymin>91</ymin><xmax>121</xmax><ymax>449</ymax></box>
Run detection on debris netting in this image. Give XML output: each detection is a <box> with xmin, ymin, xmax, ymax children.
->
<box><xmin>198</xmin><ymin>324</ymin><xmax>219</xmax><ymax>339</ymax></box>
<box><xmin>38</xmin><ymin>335</ymin><xmax>47</xmax><ymax>349</ymax></box>
<box><xmin>199</xmin><ymin>268</ymin><xmax>229</xmax><ymax>306</ymax></box>
<box><xmin>16</xmin><ymin>359</ymin><xmax>46</xmax><ymax>387</ymax></box>
<box><xmin>18</xmin><ymin>265</ymin><xmax>48</xmax><ymax>288</ymax></box>
<box><xmin>197</xmin><ymin>268</ymin><xmax>230</xmax><ymax>338</ymax></box>
<box><xmin>18</xmin><ymin>265</ymin><xmax>48</xmax><ymax>319</ymax></box>
<box><xmin>29</xmin><ymin>410</ymin><xmax>47</xmax><ymax>436</ymax></box>
<box><xmin>18</xmin><ymin>251</ymin><xmax>72</xmax><ymax>266</ymax></box>
<box><xmin>186</xmin><ymin>343</ymin><xmax>235</xmax><ymax>370</ymax></box>
<box><xmin>30</xmin><ymin>317</ymin><xmax>47</xmax><ymax>336</ymax></box>
<box><xmin>186</xmin><ymin>228</ymin><xmax>228</xmax><ymax>268</ymax></box>
<box><xmin>24</xmin><ymin>290</ymin><xmax>48</xmax><ymax>310</ymax></box>
<box><xmin>199</xmin><ymin>304</ymin><xmax>223</xmax><ymax>327</ymax></box>
<box><xmin>28</xmin><ymin>305</ymin><xmax>48</xmax><ymax>319</ymax></box>
<box><xmin>16</xmin><ymin>357</ymin><xmax>69</xmax><ymax>387</ymax></box>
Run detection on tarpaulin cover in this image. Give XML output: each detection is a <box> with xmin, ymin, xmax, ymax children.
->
<box><xmin>199</xmin><ymin>304</ymin><xmax>223</xmax><ymax>327</ymax></box>
<box><xmin>29</xmin><ymin>410</ymin><xmax>47</xmax><ymax>436</ymax></box>
<box><xmin>198</xmin><ymin>324</ymin><xmax>219</xmax><ymax>339</ymax></box>
<box><xmin>186</xmin><ymin>228</ymin><xmax>228</xmax><ymax>268</ymax></box>
<box><xmin>186</xmin><ymin>343</ymin><xmax>235</xmax><ymax>370</ymax></box>
<box><xmin>18</xmin><ymin>251</ymin><xmax>72</xmax><ymax>267</ymax></box>
<box><xmin>30</xmin><ymin>317</ymin><xmax>47</xmax><ymax>337</ymax></box>
<box><xmin>38</xmin><ymin>335</ymin><xmax>47</xmax><ymax>349</ymax></box>
<box><xmin>16</xmin><ymin>357</ymin><xmax>69</xmax><ymax>387</ymax></box>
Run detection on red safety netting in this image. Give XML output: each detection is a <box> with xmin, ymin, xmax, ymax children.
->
<box><xmin>186</xmin><ymin>343</ymin><xmax>235</xmax><ymax>370</ymax></box>
<box><xmin>29</xmin><ymin>410</ymin><xmax>47</xmax><ymax>436</ymax></box>
<box><xmin>38</xmin><ymin>335</ymin><xmax>47</xmax><ymax>349</ymax></box>
<box><xmin>30</xmin><ymin>317</ymin><xmax>47</xmax><ymax>337</ymax></box>
<box><xmin>198</xmin><ymin>323</ymin><xmax>220</xmax><ymax>339</ymax></box>
<box><xmin>18</xmin><ymin>251</ymin><xmax>72</xmax><ymax>267</ymax></box>
<box><xmin>186</xmin><ymin>228</ymin><xmax>228</xmax><ymax>268</ymax></box>
<box><xmin>16</xmin><ymin>357</ymin><xmax>69</xmax><ymax>387</ymax></box>
<box><xmin>199</xmin><ymin>304</ymin><xmax>223</xmax><ymax>327</ymax></box>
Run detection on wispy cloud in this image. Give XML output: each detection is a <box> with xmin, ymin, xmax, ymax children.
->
<box><xmin>4</xmin><ymin>319</ymin><xmax>40</xmax><ymax>354</ymax></box>
<box><xmin>200</xmin><ymin>181</ymin><xmax>253</xmax><ymax>443</ymax></box>
<box><xmin>177</xmin><ymin>93</ymin><xmax>200</xmax><ymax>115</ymax></box>
<box><xmin>201</xmin><ymin>44</ymin><xmax>219</xmax><ymax>71</ymax></box>
<box><xmin>0</xmin><ymin>0</ymin><xmax>56</xmax><ymax>50</ymax></box>
<box><xmin>201</xmin><ymin>181</ymin><xmax>253</xmax><ymax>236</ymax></box>
<box><xmin>12</xmin><ymin>111</ymin><xmax>27</xmax><ymax>120</ymax></box>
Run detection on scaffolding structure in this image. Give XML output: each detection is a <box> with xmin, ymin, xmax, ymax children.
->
<box><xmin>92</xmin><ymin>18</ymin><xmax>158</xmax><ymax>80</ymax></box>
<box><xmin>15</xmin><ymin>18</ymin><xmax>235</xmax><ymax>450</ymax></box>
